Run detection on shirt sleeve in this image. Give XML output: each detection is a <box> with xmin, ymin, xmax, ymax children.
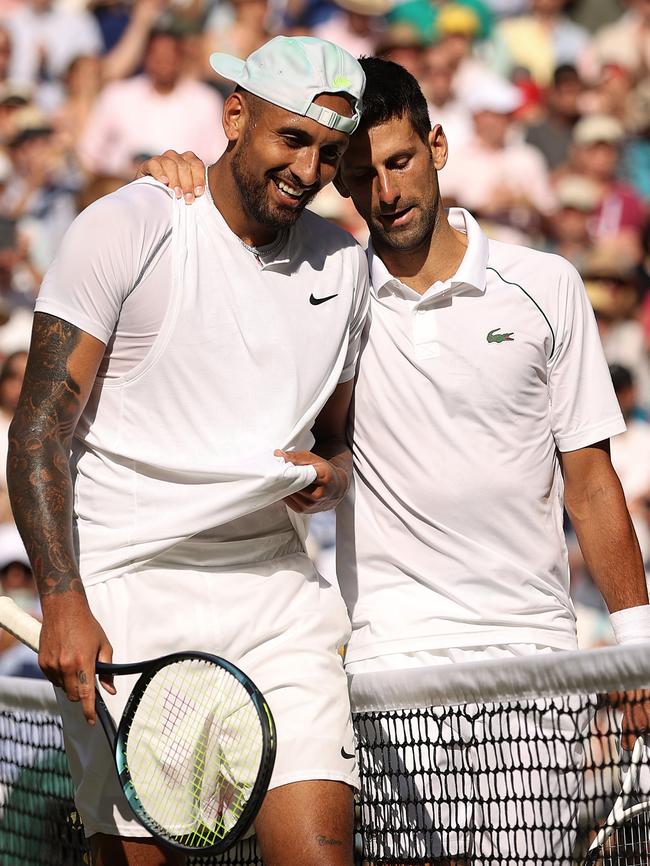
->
<box><xmin>35</xmin><ymin>182</ymin><xmax>172</xmax><ymax>345</ymax></box>
<box><xmin>339</xmin><ymin>243</ymin><xmax>370</xmax><ymax>384</ymax></box>
<box><xmin>548</xmin><ymin>258</ymin><xmax>625</xmax><ymax>452</ymax></box>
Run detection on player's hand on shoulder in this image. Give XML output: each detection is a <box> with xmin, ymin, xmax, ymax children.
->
<box><xmin>135</xmin><ymin>150</ymin><xmax>206</xmax><ymax>203</ymax></box>
<box><xmin>39</xmin><ymin>593</ymin><xmax>115</xmax><ymax>726</ymax></box>
<box><xmin>275</xmin><ymin>449</ymin><xmax>350</xmax><ymax>514</ymax></box>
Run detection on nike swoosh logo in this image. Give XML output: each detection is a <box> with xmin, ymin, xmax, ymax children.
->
<box><xmin>340</xmin><ymin>746</ymin><xmax>355</xmax><ymax>760</ymax></box>
<box><xmin>310</xmin><ymin>293</ymin><xmax>338</xmax><ymax>306</ymax></box>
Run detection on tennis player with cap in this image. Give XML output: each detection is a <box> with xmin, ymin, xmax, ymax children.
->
<box><xmin>144</xmin><ymin>55</ymin><xmax>650</xmax><ymax>864</ymax></box>
<box><xmin>7</xmin><ymin>36</ymin><xmax>369</xmax><ymax>866</ymax></box>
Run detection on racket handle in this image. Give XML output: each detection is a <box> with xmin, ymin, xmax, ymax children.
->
<box><xmin>0</xmin><ymin>595</ymin><xmax>41</xmax><ymax>652</ymax></box>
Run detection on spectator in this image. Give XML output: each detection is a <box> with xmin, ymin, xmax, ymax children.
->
<box><xmin>420</xmin><ymin>43</ymin><xmax>473</xmax><ymax>152</ymax></box>
<box><xmin>0</xmin><ymin>84</ymin><xmax>31</xmax><ymax>148</ymax></box>
<box><xmin>314</xmin><ymin>0</ymin><xmax>389</xmax><ymax>59</ymax></box>
<box><xmin>0</xmin><ymin>352</ymin><xmax>29</xmax><ymax>523</ymax></box>
<box><xmin>4</xmin><ymin>0</ymin><xmax>103</xmax><ymax>108</ymax></box>
<box><xmin>583</xmin><ymin>0</ymin><xmax>650</xmax><ymax>81</ymax></box>
<box><xmin>585</xmin><ymin>242</ymin><xmax>650</xmax><ymax>411</ymax></box>
<box><xmin>204</xmin><ymin>0</ymin><xmax>273</xmax><ymax>69</ymax></box>
<box><xmin>0</xmin><ymin>523</ymin><xmax>42</xmax><ymax>678</ymax></box>
<box><xmin>496</xmin><ymin>0</ymin><xmax>590</xmax><ymax>87</ymax></box>
<box><xmin>375</xmin><ymin>23</ymin><xmax>428</xmax><ymax>80</ymax></box>
<box><xmin>441</xmin><ymin>77</ymin><xmax>557</xmax><ymax>231</ymax></box>
<box><xmin>567</xmin><ymin>113</ymin><xmax>646</xmax><ymax>248</ymax></box>
<box><xmin>545</xmin><ymin>174</ymin><xmax>600</xmax><ymax>269</ymax></box>
<box><xmin>52</xmin><ymin>55</ymin><xmax>102</xmax><ymax>157</ymax></box>
<box><xmin>2</xmin><ymin>107</ymin><xmax>80</xmax><ymax>274</ymax></box>
<box><xmin>78</xmin><ymin>28</ymin><xmax>227</xmax><ymax>179</ymax></box>
<box><xmin>525</xmin><ymin>63</ymin><xmax>583</xmax><ymax>169</ymax></box>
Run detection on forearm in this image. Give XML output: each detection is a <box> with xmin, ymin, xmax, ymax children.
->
<box><xmin>8</xmin><ymin>407</ymin><xmax>83</xmax><ymax>602</ymax></box>
<box><xmin>6</xmin><ymin>314</ymin><xmax>102</xmax><ymax>607</ymax></box>
<box><xmin>566</xmin><ymin>475</ymin><xmax>648</xmax><ymax>613</ymax></box>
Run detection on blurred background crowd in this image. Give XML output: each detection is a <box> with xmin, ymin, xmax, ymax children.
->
<box><xmin>0</xmin><ymin>0</ymin><xmax>648</xmax><ymax>670</ymax></box>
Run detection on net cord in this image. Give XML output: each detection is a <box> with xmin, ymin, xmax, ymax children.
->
<box><xmin>348</xmin><ymin>642</ymin><xmax>650</xmax><ymax>713</ymax></box>
<box><xmin>0</xmin><ymin>676</ymin><xmax>58</xmax><ymax>713</ymax></box>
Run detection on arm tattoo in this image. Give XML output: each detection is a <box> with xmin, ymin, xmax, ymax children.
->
<box><xmin>7</xmin><ymin>314</ymin><xmax>87</xmax><ymax>598</ymax></box>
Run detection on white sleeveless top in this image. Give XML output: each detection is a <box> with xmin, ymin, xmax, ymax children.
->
<box><xmin>36</xmin><ymin>179</ymin><xmax>369</xmax><ymax>585</ymax></box>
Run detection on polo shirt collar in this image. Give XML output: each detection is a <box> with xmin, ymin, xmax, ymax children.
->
<box><xmin>368</xmin><ymin>207</ymin><xmax>488</xmax><ymax>301</ymax></box>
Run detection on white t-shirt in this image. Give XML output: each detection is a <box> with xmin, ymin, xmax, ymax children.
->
<box><xmin>337</xmin><ymin>208</ymin><xmax>624</xmax><ymax>663</ymax></box>
<box><xmin>36</xmin><ymin>180</ymin><xmax>369</xmax><ymax>584</ymax></box>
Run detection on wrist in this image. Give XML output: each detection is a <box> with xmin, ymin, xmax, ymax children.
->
<box><xmin>609</xmin><ymin>604</ymin><xmax>650</xmax><ymax>645</ymax></box>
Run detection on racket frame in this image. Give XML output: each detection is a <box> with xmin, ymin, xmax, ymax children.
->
<box><xmin>98</xmin><ymin>651</ymin><xmax>276</xmax><ymax>854</ymax></box>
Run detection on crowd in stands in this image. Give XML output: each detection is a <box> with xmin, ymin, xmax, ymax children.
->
<box><xmin>0</xmin><ymin>0</ymin><xmax>648</xmax><ymax>665</ymax></box>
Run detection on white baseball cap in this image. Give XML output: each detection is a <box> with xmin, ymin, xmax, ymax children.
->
<box><xmin>210</xmin><ymin>36</ymin><xmax>365</xmax><ymax>134</ymax></box>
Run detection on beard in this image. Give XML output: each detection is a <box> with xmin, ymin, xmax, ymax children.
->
<box><xmin>230</xmin><ymin>138</ymin><xmax>318</xmax><ymax>232</ymax></box>
<box><xmin>368</xmin><ymin>194</ymin><xmax>439</xmax><ymax>253</ymax></box>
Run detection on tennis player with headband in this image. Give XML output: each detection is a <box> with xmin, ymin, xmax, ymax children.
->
<box><xmin>7</xmin><ymin>36</ymin><xmax>369</xmax><ymax>866</ymax></box>
<box><xmin>143</xmin><ymin>56</ymin><xmax>650</xmax><ymax>864</ymax></box>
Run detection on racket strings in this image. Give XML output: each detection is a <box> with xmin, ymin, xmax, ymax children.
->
<box><xmin>597</xmin><ymin>808</ymin><xmax>650</xmax><ymax>866</ymax></box>
<box><xmin>122</xmin><ymin>658</ymin><xmax>265</xmax><ymax>848</ymax></box>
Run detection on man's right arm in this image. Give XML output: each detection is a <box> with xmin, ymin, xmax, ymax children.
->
<box><xmin>7</xmin><ymin>312</ymin><xmax>116</xmax><ymax>725</ymax></box>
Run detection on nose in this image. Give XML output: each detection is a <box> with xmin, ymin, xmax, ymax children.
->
<box><xmin>377</xmin><ymin>170</ymin><xmax>400</xmax><ymax>210</ymax></box>
<box><xmin>290</xmin><ymin>147</ymin><xmax>320</xmax><ymax>189</ymax></box>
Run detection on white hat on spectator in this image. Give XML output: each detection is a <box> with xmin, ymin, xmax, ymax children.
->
<box><xmin>0</xmin><ymin>524</ymin><xmax>29</xmax><ymax>572</ymax></box>
<box><xmin>572</xmin><ymin>114</ymin><xmax>624</xmax><ymax>146</ymax></box>
<box><xmin>465</xmin><ymin>77</ymin><xmax>522</xmax><ymax>115</ymax></box>
<box><xmin>555</xmin><ymin>175</ymin><xmax>601</xmax><ymax>212</ymax></box>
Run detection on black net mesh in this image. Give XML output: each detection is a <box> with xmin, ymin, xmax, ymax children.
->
<box><xmin>0</xmin><ymin>675</ymin><xmax>649</xmax><ymax>865</ymax></box>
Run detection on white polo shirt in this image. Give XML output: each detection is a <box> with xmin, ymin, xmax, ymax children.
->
<box><xmin>337</xmin><ymin>208</ymin><xmax>625</xmax><ymax>662</ymax></box>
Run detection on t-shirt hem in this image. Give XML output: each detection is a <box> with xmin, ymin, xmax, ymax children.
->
<box><xmin>344</xmin><ymin>627</ymin><xmax>579</xmax><ymax>663</ymax></box>
<box><xmin>555</xmin><ymin>415</ymin><xmax>626</xmax><ymax>452</ymax></box>
<box><xmin>34</xmin><ymin>298</ymin><xmax>112</xmax><ymax>345</ymax></box>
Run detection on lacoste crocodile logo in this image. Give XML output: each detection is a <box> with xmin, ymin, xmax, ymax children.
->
<box><xmin>487</xmin><ymin>328</ymin><xmax>514</xmax><ymax>344</ymax></box>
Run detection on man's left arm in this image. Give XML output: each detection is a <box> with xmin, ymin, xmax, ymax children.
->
<box><xmin>277</xmin><ymin>380</ymin><xmax>354</xmax><ymax>514</ymax></box>
<box><xmin>562</xmin><ymin>440</ymin><xmax>648</xmax><ymax>616</ymax></box>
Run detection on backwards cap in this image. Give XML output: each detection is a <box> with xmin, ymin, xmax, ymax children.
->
<box><xmin>210</xmin><ymin>36</ymin><xmax>365</xmax><ymax>134</ymax></box>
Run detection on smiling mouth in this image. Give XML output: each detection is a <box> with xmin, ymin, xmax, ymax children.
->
<box><xmin>272</xmin><ymin>177</ymin><xmax>311</xmax><ymax>203</ymax></box>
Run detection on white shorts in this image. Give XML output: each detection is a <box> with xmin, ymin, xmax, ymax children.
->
<box><xmin>347</xmin><ymin>646</ymin><xmax>592</xmax><ymax>866</ymax></box>
<box><xmin>56</xmin><ymin>551</ymin><xmax>358</xmax><ymax>838</ymax></box>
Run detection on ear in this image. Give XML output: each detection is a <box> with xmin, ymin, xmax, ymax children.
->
<box><xmin>222</xmin><ymin>91</ymin><xmax>247</xmax><ymax>144</ymax></box>
<box><xmin>429</xmin><ymin>123</ymin><xmax>448</xmax><ymax>171</ymax></box>
<box><xmin>333</xmin><ymin>168</ymin><xmax>351</xmax><ymax>199</ymax></box>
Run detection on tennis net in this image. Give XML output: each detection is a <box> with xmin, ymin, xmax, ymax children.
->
<box><xmin>0</xmin><ymin>642</ymin><xmax>649</xmax><ymax>865</ymax></box>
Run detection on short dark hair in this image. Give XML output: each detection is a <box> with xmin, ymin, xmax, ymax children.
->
<box><xmin>552</xmin><ymin>64</ymin><xmax>579</xmax><ymax>88</ymax></box>
<box><xmin>358</xmin><ymin>56</ymin><xmax>431</xmax><ymax>144</ymax></box>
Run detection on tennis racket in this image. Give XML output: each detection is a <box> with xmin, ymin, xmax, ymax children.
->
<box><xmin>584</xmin><ymin>736</ymin><xmax>650</xmax><ymax>865</ymax></box>
<box><xmin>0</xmin><ymin>595</ymin><xmax>276</xmax><ymax>855</ymax></box>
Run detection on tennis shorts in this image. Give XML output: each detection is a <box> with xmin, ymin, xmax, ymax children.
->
<box><xmin>56</xmin><ymin>551</ymin><xmax>358</xmax><ymax>838</ymax></box>
<box><xmin>347</xmin><ymin>646</ymin><xmax>593</xmax><ymax>866</ymax></box>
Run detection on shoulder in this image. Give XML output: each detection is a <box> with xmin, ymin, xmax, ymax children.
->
<box><xmin>486</xmin><ymin>241</ymin><xmax>584</xmax><ymax>313</ymax></box>
<box><xmin>63</xmin><ymin>180</ymin><xmax>173</xmax><ymax>256</ymax></box>
<box><xmin>487</xmin><ymin>240</ymin><xmax>578</xmax><ymax>286</ymax></box>
<box><xmin>82</xmin><ymin>179</ymin><xmax>172</xmax><ymax>223</ymax></box>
